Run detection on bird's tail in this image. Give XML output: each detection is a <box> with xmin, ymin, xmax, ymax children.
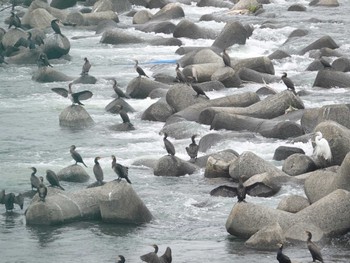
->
<box><xmin>82</xmin><ymin>162</ymin><xmax>88</xmax><ymax>168</ymax></box>
<box><xmin>59</xmin><ymin>185</ymin><xmax>65</xmax><ymax>191</ymax></box>
<box><xmin>126</xmin><ymin>177</ymin><xmax>132</xmax><ymax>184</ymax></box>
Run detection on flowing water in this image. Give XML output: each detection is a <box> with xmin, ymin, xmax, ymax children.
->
<box><xmin>0</xmin><ymin>0</ymin><xmax>349</xmax><ymax>262</ymax></box>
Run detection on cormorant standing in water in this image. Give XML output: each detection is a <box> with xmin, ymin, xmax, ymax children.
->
<box><xmin>186</xmin><ymin>135</ymin><xmax>199</xmax><ymax>162</ymax></box>
<box><xmin>111</xmin><ymin>155</ymin><xmax>132</xmax><ymax>184</ymax></box>
<box><xmin>305</xmin><ymin>231</ymin><xmax>324</xmax><ymax>263</ymax></box>
<box><xmin>281</xmin><ymin>72</ymin><xmax>297</xmax><ymax>95</ymax></box>
<box><xmin>51</xmin><ymin>19</ymin><xmax>64</xmax><ymax>36</ymax></box>
<box><xmin>222</xmin><ymin>49</ymin><xmax>232</xmax><ymax>68</ymax></box>
<box><xmin>163</xmin><ymin>132</ymin><xmax>175</xmax><ymax>156</ymax></box>
<box><xmin>81</xmin><ymin>57</ymin><xmax>91</xmax><ymax>75</ymax></box>
<box><xmin>140</xmin><ymin>244</ymin><xmax>159</xmax><ymax>262</ymax></box>
<box><xmin>0</xmin><ymin>191</ymin><xmax>24</xmax><ymax>212</ymax></box>
<box><xmin>175</xmin><ymin>63</ymin><xmax>187</xmax><ymax>83</ymax></box>
<box><xmin>37</xmin><ymin>176</ymin><xmax>47</xmax><ymax>202</ymax></box>
<box><xmin>134</xmin><ymin>59</ymin><xmax>149</xmax><ymax>78</ymax></box>
<box><xmin>276</xmin><ymin>243</ymin><xmax>291</xmax><ymax>263</ymax></box>
<box><xmin>8</xmin><ymin>11</ymin><xmax>21</xmax><ymax>29</ymax></box>
<box><xmin>46</xmin><ymin>169</ymin><xmax>65</xmax><ymax>190</ymax></box>
<box><xmin>111</xmin><ymin>79</ymin><xmax>130</xmax><ymax>98</ymax></box>
<box><xmin>93</xmin><ymin>157</ymin><xmax>104</xmax><ymax>185</ymax></box>
<box><xmin>140</xmin><ymin>245</ymin><xmax>172</xmax><ymax>263</ymax></box>
<box><xmin>29</xmin><ymin>167</ymin><xmax>41</xmax><ymax>191</ymax></box>
<box><xmin>116</xmin><ymin>255</ymin><xmax>125</xmax><ymax>263</ymax></box>
<box><xmin>237</xmin><ymin>176</ymin><xmax>246</xmax><ymax>202</ymax></box>
<box><xmin>70</xmin><ymin>145</ymin><xmax>88</xmax><ymax>167</ymax></box>
<box><xmin>37</xmin><ymin>53</ymin><xmax>53</xmax><ymax>68</ymax></box>
<box><xmin>51</xmin><ymin>83</ymin><xmax>93</xmax><ymax>106</ymax></box>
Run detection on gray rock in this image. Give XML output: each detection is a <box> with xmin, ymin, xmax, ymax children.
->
<box><xmin>313</xmin><ymin>69</ymin><xmax>350</xmax><ymax>88</ymax></box>
<box><xmin>150</xmin><ymin>3</ymin><xmax>185</xmax><ymax>21</ymax></box>
<box><xmin>100</xmin><ymin>28</ymin><xmax>143</xmax><ymax>45</ymax></box>
<box><xmin>154</xmin><ymin>155</ymin><xmax>197</xmax><ymax>176</ymax></box>
<box><xmin>51</xmin><ymin>0</ymin><xmax>77</xmax><ymax>9</ymax></box>
<box><xmin>32</xmin><ymin>67</ymin><xmax>74</xmax><ymax>82</ymax></box>
<box><xmin>43</xmin><ymin>34</ymin><xmax>70</xmax><ymax>59</ymax></box>
<box><xmin>58</xmin><ymin>105</ymin><xmax>95</xmax><ymax>128</ymax></box>
<box><xmin>211</xmin><ymin>67</ymin><xmax>242</xmax><ymax>87</ymax></box>
<box><xmin>1</xmin><ymin>28</ymin><xmax>28</xmax><ymax>49</ymax></box>
<box><xmin>233</xmin><ymin>56</ymin><xmax>275</xmax><ymax>75</ymax></box>
<box><xmin>282</xmin><ymin>154</ymin><xmax>317</xmax><ymax>176</ymax></box>
<box><xmin>197</xmin><ymin>0</ymin><xmax>234</xmax><ymax>8</ymax></box>
<box><xmin>285</xmin><ymin>222</ymin><xmax>324</xmax><ymax>242</ymax></box>
<box><xmin>277</xmin><ymin>195</ymin><xmax>310</xmax><ymax>213</ymax></box>
<box><xmin>204</xmin><ymin>152</ymin><xmax>238</xmax><ymax>178</ymax></box>
<box><xmin>127</xmin><ymin>78</ymin><xmax>171</xmax><ymax>99</ymax></box>
<box><xmin>212</xmin><ymin>21</ymin><xmax>249</xmax><ymax>50</ymax></box>
<box><xmin>173</xmin><ymin>19</ymin><xmax>216</xmax><ymax>39</ymax></box>
<box><xmin>244</xmin><ymin>172</ymin><xmax>281</xmax><ymax>197</ymax></box>
<box><xmin>133</xmin><ymin>10</ymin><xmax>153</xmax><ymax>24</ymax></box>
<box><xmin>273</xmin><ymin>146</ymin><xmax>305</xmax><ymax>161</ymax></box>
<box><xmin>299</xmin><ymin>35</ymin><xmax>339</xmax><ymax>55</ymax></box>
<box><xmin>179</xmin><ymin>48</ymin><xmax>223</xmax><ymax>68</ymax></box>
<box><xmin>22</xmin><ymin>7</ymin><xmax>56</xmax><ymax>29</ymax></box>
<box><xmin>109</xmin><ymin>122</ymin><xmax>135</xmax><ymax>131</ymax></box>
<box><xmin>245</xmin><ymin>222</ymin><xmax>285</xmax><ymax>250</ymax></box>
<box><xmin>136</xmin><ymin>21</ymin><xmax>176</xmax><ymax>34</ymax></box>
<box><xmin>81</xmin><ymin>11</ymin><xmax>119</xmax><ymax>26</ymax></box>
<box><xmin>92</xmin><ymin>0</ymin><xmax>113</xmax><ymax>12</ymax></box>
<box><xmin>141</xmin><ymin>98</ymin><xmax>175</xmax><ymax>122</ymax></box>
<box><xmin>6</xmin><ymin>49</ymin><xmax>42</xmax><ymax>65</ymax></box>
<box><xmin>331</xmin><ymin>57</ymin><xmax>350</xmax><ymax>72</ymax></box>
<box><xmin>287</xmin><ymin>4</ymin><xmax>306</xmax><ymax>11</ymax></box>
<box><xmin>268</xmin><ymin>49</ymin><xmax>291</xmax><ymax>60</ymax></box>
<box><xmin>147</xmin><ymin>0</ymin><xmax>168</xmax><ymax>9</ymax></box>
<box><xmin>73</xmin><ymin>74</ymin><xmax>97</xmax><ymax>84</ymax></box>
<box><xmin>57</xmin><ymin>164</ymin><xmax>90</xmax><ymax>182</ymax></box>
<box><xmin>160</xmin><ymin>120</ymin><xmax>206</xmax><ymax>139</ymax></box>
<box><xmin>195</xmin><ymin>149</ymin><xmax>238</xmax><ymax>168</ymax></box>
<box><xmin>309</xmin><ymin>0</ymin><xmax>339</xmax><ymax>7</ymax></box>
<box><xmin>237</xmin><ymin>67</ymin><xmax>279</xmax><ymax>84</ymax></box>
<box><xmin>105</xmin><ymin>98</ymin><xmax>135</xmax><ymax>114</ymax></box>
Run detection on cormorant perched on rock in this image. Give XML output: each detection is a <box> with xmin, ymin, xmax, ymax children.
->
<box><xmin>14</xmin><ymin>32</ymin><xmax>44</xmax><ymax>50</ymax></box>
<box><xmin>281</xmin><ymin>72</ymin><xmax>296</xmax><ymax>95</ymax></box>
<box><xmin>237</xmin><ymin>176</ymin><xmax>246</xmax><ymax>202</ymax></box>
<box><xmin>163</xmin><ymin>132</ymin><xmax>175</xmax><ymax>156</ymax></box>
<box><xmin>134</xmin><ymin>59</ymin><xmax>149</xmax><ymax>78</ymax></box>
<box><xmin>29</xmin><ymin>167</ymin><xmax>41</xmax><ymax>191</ymax></box>
<box><xmin>116</xmin><ymin>255</ymin><xmax>125</xmax><ymax>263</ymax></box>
<box><xmin>37</xmin><ymin>176</ymin><xmax>47</xmax><ymax>202</ymax></box>
<box><xmin>37</xmin><ymin>53</ymin><xmax>53</xmax><ymax>68</ymax></box>
<box><xmin>141</xmin><ymin>246</ymin><xmax>172</xmax><ymax>263</ymax></box>
<box><xmin>51</xmin><ymin>19</ymin><xmax>64</xmax><ymax>36</ymax></box>
<box><xmin>111</xmin><ymin>155</ymin><xmax>131</xmax><ymax>184</ymax></box>
<box><xmin>111</xmin><ymin>79</ymin><xmax>130</xmax><ymax>98</ymax></box>
<box><xmin>51</xmin><ymin>83</ymin><xmax>93</xmax><ymax>106</ymax></box>
<box><xmin>191</xmin><ymin>84</ymin><xmax>209</xmax><ymax>99</ymax></box>
<box><xmin>186</xmin><ymin>135</ymin><xmax>199</xmax><ymax>162</ymax></box>
<box><xmin>0</xmin><ymin>191</ymin><xmax>24</xmax><ymax>212</ymax></box>
<box><xmin>276</xmin><ymin>243</ymin><xmax>291</xmax><ymax>263</ymax></box>
<box><xmin>81</xmin><ymin>57</ymin><xmax>91</xmax><ymax>75</ymax></box>
<box><xmin>46</xmin><ymin>169</ymin><xmax>64</xmax><ymax>190</ymax></box>
<box><xmin>70</xmin><ymin>145</ymin><xmax>88</xmax><ymax>167</ymax></box>
<box><xmin>305</xmin><ymin>231</ymin><xmax>324</xmax><ymax>263</ymax></box>
<box><xmin>93</xmin><ymin>157</ymin><xmax>104</xmax><ymax>185</ymax></box>
<box><xmin>175</xmin><ymin>63</ymin><xmax>187</xmax><ymax>83</ymax></box>
<box><xmin>8</xmin><ymin>11</ymin><xmax>21</xmax><ymax>29</ymax></box>
<box><xmin>222</xmin><ymin>49</ymin><xmax>232</xmax><ymax>68</ymax></box>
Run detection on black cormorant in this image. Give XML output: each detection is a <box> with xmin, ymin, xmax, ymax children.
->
<box><xmin>46</xmin><ymin>169</ymin><xmax>64</xmax><ymax>190</ymax></box>
<box><xmin>191</xmin><ymin>84</ymin><xmax>209</xmax><ymax>99</ymax></box>
<box><xmin>29</xmin><ymin>167</ymin><xmax>41</xmax><ymax>191</ymax></box>
<box><xmin>175</xmin><ymin>63</ymin><xmax>187</xmax><ymax>83</ymax></box>
<box><xmin>117</xmin><ymin>255</ymin><xmax>125</xmax><ymax>263</ymax></box>
<box><xmin>134</xmin><ymin>59</ymin><xmax>149</xmax><ymax>78</ymax></box>
<box><xmin>281</xmin><ymin>72</ymin><xmax>296</xmax><ymax>95</ymax></box>
<box><xmin>140</xmin><ymin>244</ymin><xmax>159</xmax><ymax>262</ymax></box>
<box><xmin>51</xmin><ymin>83</ymin><xmax>93</xmax><ymax>106</ymax></box>
<box><xmin>163</xmin><ymin>132</ymin><xmax>175</xmax><ymax>156</ymax></box>
<box><xmin>14</xmin><ymin>32</ymin><xmax>43</xmax><ymax>50</ymax></box>
<box><xmin>70</xmin><ymin>145</ymin><xmax>88</xmax><ymax>167</ymax></box>
<box><xmin>186</xmin><ymin>135</ymin><xmax>199</xmax><ymax>162</ymax></box>
<box><xmin>237</xmin><ymin>176</ymin><xmax>246</xmax><ymax>202</ymax></box>
<box><xmin>306</xmin><ymin>231</ymin><xmax>324</xmax><ymax>263</ymax></box>
<box><xmin>111</xmin><ymin>79</ymin><xmax>130</xmax><ymax>98</ymax></box>
<box><xmin>140</xmin><ymin>246</ymin><xmax>172</xmax><ymax>263</ymax></box>
<box><xmin>37</xmin><ymin>53</ymin><xmax>53</xmax><ymax>68</ymax></box>
<box><xmin>81</xmin><ymin>57</ymin><xmax>91</xmax><ymax>75</ymax></box>
<box><xmin>93</xmin><ymin>157</ymin><xmax>104</xmax><ymax>185</ymax></box>
<box><xmin>111</xmin><ymin>155</ymin><xmax>131</xmax><ymax>184</ymax></box>
<box><xmin>51</xmin><ymin>19</ymin><xmax>64</xmax><ymax>36</ymax></box>
<box><xmin>37</xmin><ymin>176</ymin><xmax>47</xmax><ymax>202</ymax></box>
<box><xmin>8</xmin><ymin>11</ymin><xmax>21</xmax><ymax>29</ymax></box>
<box><xmin>276</xmin><ymin>243</ymin><xmax>291</xmax><ymax>263</ymax></box>
<box><xmin>222</xmin><ymin>49</ymin><xmax>232</xmax><ymax>68</ymax></box>
<box><xmin>0</xmin><ymin>191</ymin><xmax>23</xmax><ymax>211</ymax></box>
<box><xmin>116</xmin><ymin>105</ymin><xmax>132</xmax><ymax>126</ymax></box>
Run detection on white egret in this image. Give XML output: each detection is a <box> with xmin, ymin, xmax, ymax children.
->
<box><xmin>313</xmin><ymin>131</ymin><xmax>332</xmax><ymax>161</ymax></box>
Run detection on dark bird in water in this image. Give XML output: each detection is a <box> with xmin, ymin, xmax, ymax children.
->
<box><xmin>51</xmin><ymin>19</ymin><xmax>64</xmax><ymax>36</ymax></box>
<box><xmin>306</xmin><ymin>231</ymin><xmax>324</xmax><ymax>263</ymax></box>
<box><xmin>175</xmin><ymin>63</ymin><xmax>187</xmax><ymax>83</ymax></box>
<box><xmin>0</xmin><ymin>191</ymin><xmax>24</xmax><ymax>212</ymax></box>
<box><xmin>37</xmin><ymin>176</ymin><xmax>47</xmax><ymax>202</ymax></box>
<box><xmin>186</xmin><ymin>135</ymin><xmax>199</xmax><ymax>162</ymax></box>
<box><xmin>93</xmin><ymin>157</ymin><xmax>104</xmax><ymax>185</ymax></box>
<box><xmin>8</xmin><ymin>11</ymin><xmax>21</xmax><ymax>29</ymax></box>
<box><xmin>29</xmin><ymin>167</ymin><xmax>41</xmax><ymax>191</ymax></box>
<box><xmin>81</xmin><ymin>57</ymin><xmax>91</xmax><ymax>75</ymax></box>
<box><xmin>70</xmin><ymin>145</ymin><xmax>88</xmax><ymax>167</ymax></box>
<box><xmin>51</xmin><ymin>83</ymin><xmax>93</xmax><ymax>106</ymax></box>
<box><xmin>191</xmin><ymin>84</ymin><xmax>209</xmax><ymax>99</ymax></box>
<box><xmin>163</xmin><ymin>132</ymin><xmax>175</xmax><ymax>156</ymax></box>
<box><xmin>116</xmin><ymin>105</ymin><xmax>133</xmax><ymax>126</ymax></box>
<box><xmin>46</xmin><ymin>169</ymin><xmax>64</xmax><ymax>190</ymax></box>
<box><xmin>140</xmin><ymin>245</ymin><xmax>172</xmax><ymax>263</ymax></box>
<box><xmin>237</xmin><ymin>176</ymin><xmax>246</xmax><ymax>202</ymax></box>
<box><xmin>281</xmin><ymin>72</ymin><xmax>296</xmax><ymax>95</ymax></box>
<box><xmin>276</xmin><ymin>243</ymin><xmax>291</xmax><ymax>263</ymax></box>
<box><xmin>134</xmin><ymin>59</ymin><xmax>149</xmax><ymax>78</ymax></box>
<box><xmin>14</xmin><ymin>32</ymin><xmax>44</xmax><ymax>50</ymax></box>
<box><xmin>111</xmin><ymin>79</ymin><xmax>130</xmax><ymax>98</ymax></box>
<box><xmin>222</xmin><ymin>49</ymin><xmax>232</xmax><ymax>67</ymax></box>
<box><xmin>37</xmin><ymin>53</ymin><xmax>53</xmax><ymax>68</ymax></box>
<box><xmin>116</xmin><ymin>255</ymin><xmax>125</xmax><ymax>263</ymax></box>
<box><xmin>111</xmin><ymin>155</ymin><xmax>132</xmax><ymax>184</ymax></box>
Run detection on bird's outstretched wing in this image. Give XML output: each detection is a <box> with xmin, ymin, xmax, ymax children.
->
<box><xmin>51</xmin><ymin>88</ymin><xmax>68</xmax><ymax>98</ymax></box>
<box><xmin>14</xmin><ymin>194</ymin><xmax>24</xmax><ymax>209</ymax></box>
<box><xmin>14</xmin><ymin>37</ymin><xmax>28</xmax><ymax>48</ymax></box>
<box><xmin>34</xmin><ymin>35</ymin><xmax>45</xmax><ymax>46</ymax></box>
<box><xmin>75</xmin><ymin>90</ymin><xmax>93</xmax><ymax>101</ymax></box>
<box><xmin>0</xmin><ymin>189</ymin><xmax>5</xmax><ymax>204</ymax></box>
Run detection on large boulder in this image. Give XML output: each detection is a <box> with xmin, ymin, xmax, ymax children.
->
<box><xmin>150</xmin><ymin>3</ymin><xmax>185</xmax><ymax>21</ymax></box>
<box><xmin>313</xmin><ymin>69</ymin><xmax>350</xmax><ymax>88</ymax></box>
<box><xmin>141</xmin><ymin>98</ymin><xmax>175</xmax><ymax>122</ymax></box>
<box><xmin>50</xmin><ymin>0</ymin><xmax>77</xmax><ymax>9</ymax></box>
<box><xmin>57</xmin><ymin>164</ymin><xmax>90</xmax><ymax>182</ymax></box>
<box><xmin>81</xmin><ymin>11</ymin><xmax>119</xmax><ymax>26</ymax></box>
<box><xmin>1</xmin><ymin>28</ymin><xmax>28</xmax><ymax>49</ymax></box>
<box><xmin>212</xmin><ymin>21</ymin><xmax>250</xmax><ymax>50</ymax></box>
<box><xmin>73</xmin><ymin>74</ymin><xmax>98</xmax><ymax>84</ymax></box>
<box><xmin>6</xmin><ymin>49</ymin><xmax>42</xmax><ymax>65</ymax></box>
<box><xmin>136</xmin><ymin>21</ymin><xmax>176</xmax><ymax>34</ymax></box>
<box><xmin>245</xmin><ymin>223</ymin><xmax>285</xmax><ymax>250</ymax></box>
<box><xmin>309</xmin><ymin>0</ymin><xmax>339</xmax><ymax>7</ymax></box>
<box><xmin>133</xmin><ymin>10</ymin><xmax>153</xmax><ymax>24</ymax></box>
<box><xmin>179</xmin><ymin>48</ymin><xmax>223</xmax><ymax>68</ymax></box>
<box><xmin>154</xmin><ymin>155</ymin><xmax>197</xmax><ymax>176</ymax></box>
<box><xmin>22</xmin><ymin>8</ymin><xmax>56</xmax><ymax>29</ymax></box>
<box><xmin>331</xmin><ymin>57</ymin><xmax>350</xmax><ymax>72</ymax></box>
<box><xmin>211</xmin><ymin>67</ymin><xmax>242</xmax><ymax>87</ymax></box>
<box><xmin>273</xmin><ymin>146</ymin><xmax>305</xmax><ymax>161</ymax></box>
<box><xmin>32</xmin><ymin>67</ymin><xmax>74</xmax><ymax>82</ymax></box>
<box><xmin>58</xmin><ymin>105</ymin><xmax>95</xmax><ymax>128</ymax></box>
<box><xmin>244</xmin><ymin>172</ymin><xmax>281</xmax><ymax>197</ymax></box>
<box><xmin>299</xmin><ymin>35</ymin><xmax>339</xmax><ymax>55</ymax></box>
<box><xmin>43</xmin><ymin>34</ymin><xmax>70</xmax><ymax>59</ymax></box>
<box><xmin>105</xmin><ymin>98</ymin><xmax>135</xmax><ymax>114</ymax></box>
<box><xmin>173</xmin><ymin>19</ymin><xmax>216</xmax><ymax>39</ymax></box>
<box><xmin>100</xmin><ymin>28</ymin><xmax>143</xmax><ymax>45</ymax></box>
<box><xmin>204</xmin><ymin>151</ymin><xmax>238</xmax><ymax>178</ymax></box>
<box><xmin>127</xmin><ymin>78</ymin><xmax>171</xmax><ymax>99</ymax></box>
<box><xmin>26</xmin><ymin>181</ymin><xmax>152</xmax><ymax>225</ymax></box>
<box><xmin>277</xmin><ymin>195</ymin><xmax>310</xmax><ymax>213</ymax></box>
<box><xmin>233</xmin><ymin>56</ymin><xmax>275</xmax><ymax>75</ymax></box>
<box><xmin>282</xmin><ymin>154</ymin><xmax>317</xmax><ymax>176</ymax></box>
